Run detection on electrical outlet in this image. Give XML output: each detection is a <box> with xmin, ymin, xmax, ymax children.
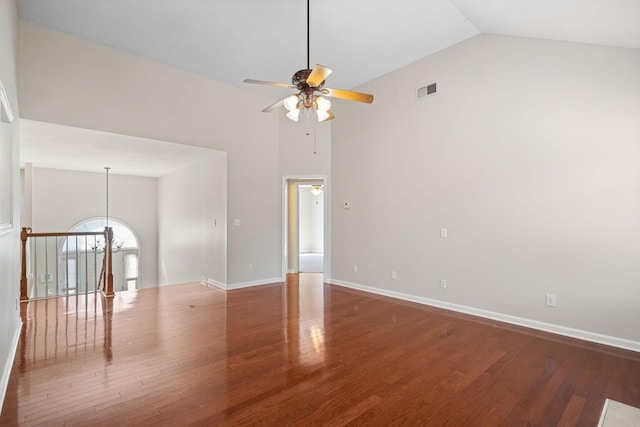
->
<box><xmin>440</xmin><ymin>279</ymin><xmax>447</xmax><ymax>289</ymax></box>
<box><xmin>352</xmin><ymin>265</ymin><xmax>358</xmax><ymax>273</ymax></box>
<box><xmin>391</xmin><ymin>270</ymin><xmax>397</xmax><ymax>280</ymax></box>
<box><xmin>248</xmin><ymin>264</ymin><xmax>253</xmax><ymax>272</ymax></box>
<box><xmin>545</xmin><ymin>294</ymin><xmax>556</xmax><ymax>307</ymax></box>
<box><xmin>440</xmin><ymin>228</ymin><xmax>448</xmax><ymax>238</ymax></box>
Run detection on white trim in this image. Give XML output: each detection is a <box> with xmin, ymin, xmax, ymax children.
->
<box><xmin>329</xmin><ymin>278</ymin><xmax>640</xmax><ymax>353</ymax></box>
<box><xmin>204</xmin><ymin>277</ymin><xmax>283</xmax><ymax>291</ymax></box>
<box><xmin>598</xmin><ymin>399</ymin><xmax>610</xmax><ymax>427</ymax></box>
<box><xmin>226</xmin><ymin>277</ymin><xmax>282</xmax><ymax>291</ymax></box>
<box><xmin>281</xmin><ymin>175</ymin><xmax>330</xmax><ymax>282</ymax></box>
<box><xmin>0</xmin><ymin>80</ymin><xmax>14</xmax><ymax>233</ymax></box>
<box><xmin>202</xmin><ymin>277</ymin><xmax>226</xmax><ymax>290</ymax></box>
<box><xmin>597</xmin><ymin>399</ymin><xmax>640</xmax><ymax>426</ymax></box>
<box><xmin>0</xmin><ymin>80</ymin><xmax>14</xmax><ymax>123</ymax></box>
<box><xmin>0</xmin><ymin>320</ymin><xmax>21</xmax><ymax>414</ymax></box>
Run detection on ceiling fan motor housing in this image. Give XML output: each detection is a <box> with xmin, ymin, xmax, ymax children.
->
<box><xmin>292</xmin><ymin>69</ymin><xmax>325</xmax><ymax>89</ymax></box>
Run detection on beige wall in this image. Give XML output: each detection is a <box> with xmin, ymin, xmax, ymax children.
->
<box><xmin>277</xmin><ymin>107</ymin><xmax>332</xmax><ymax>278</ymax></box>
<box><xmin>18</xmin><ymin>20</ymin><xmax>281</xmax><ymax>286</ymax></box>
<box><xmin>158</xmin><ymin>151</ymin><xmax>227</xmax><ymax>286</ymax></box>
<box><xmin>15</xmin><ymin>16</ymin><xmax>640</xmax><ymax>352</ymax></box>
<box><xmin>331</xmin><ymin>34</ymin><xmax>640</xmax><ymax>348</ymax></box>
<box><xmin>0</xmin><ymin>0</ymin><xmax>22</xmax><ymax>410</ymax></box>
<box><xmin>278</xmin><ymin>110</ymin><xmax>331</xmax><ymax>177</ymax></box>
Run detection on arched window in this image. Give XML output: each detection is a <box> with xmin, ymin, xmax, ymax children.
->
<box><xmin>64</xmin><ymin>218</ymin><xmax>139</xmax><ymax>252</ymax></box>
<box><xmin>61</xmin><ymin>218</ymin><xmax>140</xmax><ymax>293</ymax></box>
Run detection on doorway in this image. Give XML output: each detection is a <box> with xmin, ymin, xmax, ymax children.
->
<box><xmin>298</xmin><ymin>183</ymin><xmax>324</xmax><ymax>272</ymax></box>
<box><xmin>283</xmin><ymin>177</ymin><xmax>328</xmax><ymax>279</ymax></box>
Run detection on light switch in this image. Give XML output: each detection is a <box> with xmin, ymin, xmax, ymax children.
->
<box><xmin>233</xmin><ymin>219</ymin><xmax>241</xmax><ymax>226</ymax></box>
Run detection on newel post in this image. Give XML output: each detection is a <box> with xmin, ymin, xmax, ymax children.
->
<box><xmin>20</xmin><ymin>227</ymin><xmax>30</xmax><ymax>301</ymax></box>
<box><xmin>103</xmin><ymin>227</ymin><xmax>115</xmax><ymax>297</ymax></box>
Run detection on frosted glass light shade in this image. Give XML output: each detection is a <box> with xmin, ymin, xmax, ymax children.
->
<box><xmin>287</xmin><ymin>108</ymin><xmax>300</xmax><ymax>121</ymax></box>
<box><xmin>316</xmin><ymin>110</ymin><xmax>330</xmax><ymax>122</ymax></box>
<box><xmin>283</xmin><ymin>95</ymin><xmax>299</xmax><ymax>111</ymax></box>
<box><xmin>316</xmin><ymin>96</ymin><xmax>331</xmax><ymax>112</ymax></box>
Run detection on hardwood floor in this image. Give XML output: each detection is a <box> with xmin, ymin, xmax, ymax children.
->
<box><xmin>1</xmin><ymin>273</ymin><xmax>639</xmax><ymax>426</ymax></box>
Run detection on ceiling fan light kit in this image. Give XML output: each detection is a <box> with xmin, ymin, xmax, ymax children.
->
<box><xmin>243</xmin><ymin>0</ymin><xmax>373</xmax><ymax>122</ymax></box>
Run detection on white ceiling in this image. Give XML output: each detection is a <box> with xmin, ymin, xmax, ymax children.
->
<box><xmin>20</xmin><ymin>120</ymin><xmax>218</xmax><ymax>177</ymax></box>
<box><xmin>16</xmin><ymin>0</ymin><xmax>640</xmax><ymax>176</ymax></box>
<box><xmin>17</xmin><ymin>0</ymin><xmax>640</xmax><ymax>92</ymax></box>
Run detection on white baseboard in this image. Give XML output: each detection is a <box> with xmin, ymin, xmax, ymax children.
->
<box><xmin>203</xmin><ymin>277</ymin><xmax>283</xmax><ymax>291</ymax></box>
<box><xmin>226</xmin><ymin>277</ymin><xmax>283</xmax><ymax>290</ymax></box>
<box><xmin>0</xmin><ymin>320</ymin><xmax>21</xmax><ymax>414</ymax></box>
<box><xmin>202</xmin><ymin>277</ymin><xmax>226</xmax><ymax>290</ymax></box>
<box><xmin>329</xmin><ymin>278</ymin><xmax>640</xmax><ymax>353</ymax></box>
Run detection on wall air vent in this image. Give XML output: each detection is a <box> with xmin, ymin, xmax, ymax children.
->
<box><xmin>416</xmin><ymin>82</ymin><xmax>437</xmax><ymax>99</ymax></box>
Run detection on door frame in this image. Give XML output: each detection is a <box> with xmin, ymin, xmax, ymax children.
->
<box><xmin>281</xmin><ymin>175</ymin><xmax>330</xmax><ymax>282</ymax></box>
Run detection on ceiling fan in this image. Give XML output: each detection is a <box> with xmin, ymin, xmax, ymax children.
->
<box><xmin>243</xmin><ymin>0</ymin><xmax>374</xmax><ymax>122</ymax></box>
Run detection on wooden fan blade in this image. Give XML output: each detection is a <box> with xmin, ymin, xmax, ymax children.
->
<box><xmin>323</xmin><ymin>109</ymin><xmax>335</xmax><ymax>122</ymax></box>
<box><xmin>262</xmin><ymin>97</ymin><xmax>288</xmax><ymax>113</ymax></box>
<box><xmin>323</xmin><ymin>88</ymin><xmax>374</xmax><ymax>104</ymax></box>
<box><xmin>307</xmin><ymin>65</ymin><xmax>332</xmax><ymax>88</ymax></box>
<box><xmin>244</xmin><ymin>79</ymin><xmax>296</xmax><ymax>89</ymax></box>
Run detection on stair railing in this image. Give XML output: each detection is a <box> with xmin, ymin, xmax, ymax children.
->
<box><xmin>20</xmin><ymin>226</ymin><xmax>115</xmax><ymax>301</ymax></box>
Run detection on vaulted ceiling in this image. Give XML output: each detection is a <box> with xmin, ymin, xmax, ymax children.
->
<box><xmin>16</xmin><ymin>0</ymin><xmax>640</xmax><ymax>176</ymax></box>
<box><xmin>18</xmin><ymin>0</ymin><xmax>640</xmax><ymax>93</ymax></box>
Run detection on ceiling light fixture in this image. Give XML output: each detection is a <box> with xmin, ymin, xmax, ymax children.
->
<box><xmin>243</xmin><ymin>0</ymin><xmax>373</xmax><ymax>122</ymax></box>
<box><xmin>287</xmin><ymin>0</ymin><xmax>332</xmax><ymax>123</ymax></box>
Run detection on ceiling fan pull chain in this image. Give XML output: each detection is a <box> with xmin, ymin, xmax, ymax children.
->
<box><xmin>313</xmin><ymin>120</ymin><xmax>318</xmax><ymax>155</ymax></box>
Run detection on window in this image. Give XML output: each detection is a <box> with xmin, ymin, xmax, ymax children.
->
<box><xmin>64</xmin><ymin>218</ymin><xmax>139</xmax><ymax>252</ymax></box>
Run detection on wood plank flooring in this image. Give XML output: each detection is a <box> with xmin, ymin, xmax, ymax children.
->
<box><xmin>1</xmin><ymin>273</ymin><xmax>640</xmax><ymax>426</ymax></box>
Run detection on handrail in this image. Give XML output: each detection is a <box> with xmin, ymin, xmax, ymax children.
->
<box><xmin>20</xmin><ymin>227</ymin><xmax>115</xmax><ymax>301</ymax></box>
<box><xmin>27</xmin><ymin>231</ymin><xmax>105</xmax><ymax>238</ymax></box>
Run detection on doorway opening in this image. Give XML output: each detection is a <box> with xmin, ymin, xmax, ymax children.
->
<box><xmin>298</xmin><ymin>183</ymin><xmax>324</xmax><ymax>272</ymax></box>
<box><xmin>283</xmin><ymin>177</ymin><xmax>328</xmax><ymax>280</ymax></box>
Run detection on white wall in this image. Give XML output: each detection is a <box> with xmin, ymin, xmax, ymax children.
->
<box><xmin>331</xmin><ymin>34</ymin><xmax>640</xmax><ymax>348</ymax></box>
<box><xmin>158</xmin><ymin>151</ymin><xmax>227</xmax><ymax>286</ymax></box>
<box><xmin>31</xmin><ymin>168</ymin><xmax>159</xmax><ymax>288</ymax></box>
<box><xmin>0</xmin><ymin>0</ymin><xmax>21</xmax><ymax>411</ymax></box>
<box><xmin>278</xmin><ymin>110</ymin><xmax>332</xmax><ymax>277</ymax></box>
<box><xmin>18</xmin><ymin>21</ymin><xmax>281</xmax><ymax>286</ymax></box>
<box><xmin>278</xmin><ymin>111</ymin><xmax>331</xmax><ymax>177</ymax></box>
